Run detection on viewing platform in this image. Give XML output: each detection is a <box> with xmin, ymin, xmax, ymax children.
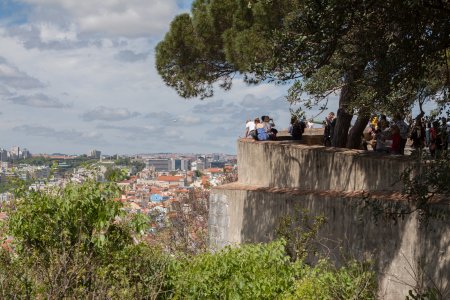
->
<box><xmin>209</xmin><ymin>137</ymin><xmax>449</xmax><ymax>300</ymax></box>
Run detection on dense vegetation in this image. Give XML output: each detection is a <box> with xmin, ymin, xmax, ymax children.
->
<box><xmin>0</xmin><ymin>181</ymin><xmax>377</xmax><ymax>299</ymax></box>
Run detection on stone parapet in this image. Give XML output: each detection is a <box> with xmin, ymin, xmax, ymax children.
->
<box><xmin>238</xmin><ymin>138</ymin><xmax>412</xmax><ymax>192</ymax></box>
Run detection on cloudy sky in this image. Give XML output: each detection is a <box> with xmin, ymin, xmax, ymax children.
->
<box><xmin>0</xmin><ymin>0</ymin><xmax>339</xmax><ymax>155</ymax></box>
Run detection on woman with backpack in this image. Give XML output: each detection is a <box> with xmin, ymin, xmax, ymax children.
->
<box><xmin>256</xmin><ymin>118</ymin><xmax>269</xmax><ymax>141</ymax></box>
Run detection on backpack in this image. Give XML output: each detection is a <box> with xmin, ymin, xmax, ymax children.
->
<box><xmin>291</xmin><ymin>121</ymin><xmax>305</xmax><ymax>139</ymax></box>
<box><xmin>249</xmin><ymin>130</ymin><xmax>258</xmax><ymax>140</ymax></box>
<box><xmin>257</xmin><ymin>128</ymin><xmax>269</xmax><ymax>141</ymax></box>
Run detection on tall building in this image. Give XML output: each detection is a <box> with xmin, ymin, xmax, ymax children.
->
<box><xmin>0</xmin><ymin>148</ymin><xmax>8</xmax><ymax>162</ymax></box>
<box><xmin>147</xmin><ymin>159</ymin><xmax>171</xmax><ymax>172</ymax></box>
<box><xmin>170</xmin><ymin>158</ymin><xmax>190</xmax><ymax>171</ymax></box>
<box><xmin>10</xmin><ymin>146</ymin><xmax>20</xmax><ymax>159</ymax></box>
<box><xmin>21</xmin><ymin>148</ymin><xmax>31</xmax><ymax>159</ymax></box>
<box><xmin>88</xmin><ymin>149</ymin><xmax>101</xmax><ymax>159</ymax></box>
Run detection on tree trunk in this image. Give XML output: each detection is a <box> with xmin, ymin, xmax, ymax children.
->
<box><xmin>331</xmin><ymin>85</ymin><xmax>353</xmax><ymax>147</ymax></box>
<box><xmin>346</xmin><ymin>113</ymin><xmax>370</xmax><ymax>149</ymax></box>
<box><xmin>331</xmin><ymin>63</ymin><xmax>366</xmax><ymax>148</ymax></box>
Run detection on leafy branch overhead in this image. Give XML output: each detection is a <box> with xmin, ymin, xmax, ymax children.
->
<box><xmin>156</xmin><ymin>0</ymin><xmax>449</xmax><ymax>148</ymax></box>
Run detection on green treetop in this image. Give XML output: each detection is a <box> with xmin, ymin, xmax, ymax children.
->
<box><xmin>156</xmin><ymin>0</ymin><xmax>449</xmax><ymax>148</ymax></box>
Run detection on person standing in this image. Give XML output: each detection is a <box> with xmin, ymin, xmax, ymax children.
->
<box><xmin>289</xmin><ymin>116</ymin><xmax>305</xmax><ymax>140</ymax></box>
<box><xmin>441</xmin><ymin>117</ymin><xmax>449</xmax><ymax>150</ymax></box>
<box><xmin>394</xmin><ymin>114</ymin><xmax>409</xmax><ymax>155</ymax></box>
<box><xmin>323</xmin><ymin>112</ymin><xmax>335</xmax><ymax>146</ymax></box>
<box><xmin>410</xmin><ymin>118</ymin><xmax>425</xmax><ymax>149</ymax></box>
<box><xmin>377</xmin><ymin>114</ymin><xmax>389</xmax><ymax>131</ymax></box>
<box><xmin>391</xmin><ymin>125</ymin><xmax>401</xmax><ymax>155</ymax></box>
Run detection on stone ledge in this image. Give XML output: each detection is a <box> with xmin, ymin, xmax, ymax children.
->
<box><xmin>239</xmin><ymin>138</ymin><xmax>414</xmax><ymax>161</ymax></box>
<box><xmin>213</xmin><ymin>182</ymin><xmax>449</xmax><ymax>204</ymax></box>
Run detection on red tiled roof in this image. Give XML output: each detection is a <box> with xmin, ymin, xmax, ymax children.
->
<box><xmin>157</xmin><ymin>176</ymin><xmax>184</xmax><ymax>182</ymax></box>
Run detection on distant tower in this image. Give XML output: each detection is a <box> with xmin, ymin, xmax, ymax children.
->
<box><xmin>21</xmin><ymin>148</ymin><xmax>31</xmax><ymax>159</ymax></box>
<box><xmin>0</xmin><ymin>148</ymin><xmax>8</xmax><ymax>161</ymax></box>
<box><xmin>88</xmin><ymin>149</ymin><xmax>101</xmax><ymax>159</ymax></box>
<box><xmin>10</xmin><ymin>146</ymin><xmax>20</xmax><ymax>159</ymax></box>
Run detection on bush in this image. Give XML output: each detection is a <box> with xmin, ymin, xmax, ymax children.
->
<box><xmin>0</xmin><ymin>180</ymin><xmax>169</xmax><ymax>299</ymax></box>
<box><xmin>287</xmin><ymin>259</ymin><xmax>377</xmax><ymax>300</ymax></box>
<box><xmin>167</xmin><ymin>240</ymin><xmax>300</xmax><ymax>299</ymax></box>
<box><xmin>0</xmin><ymin>181</ymin><xmax>377</xmax><ymax>299</ymax></box>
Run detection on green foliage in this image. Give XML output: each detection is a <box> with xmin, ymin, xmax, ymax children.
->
<box><xmin>104</xmin><ymin>167</ymin><xmax>129</xmax><ymax>182</ymax></box>
<box><xmin>0</xmin><ymin>180</ymin><xmax>168</xmax><ymax>298</ymax></box>
<box><xmin>9</xmin><ymin>181</ymin><xmax>124</xmax><ymax>254</ymax></box>
<box><xmin>156</xmin><ymin>0</ymin><xmax>449</xmax><ymax>148</ymax></box>
<box><xmin>0</xmin><ymin>177</ymin><xmax>32</xmax><ymax>194</ymax></box>
<box><xmin>114</xmin><ymin>157</ymin><xmax>146</xmax><ymax>174</ymax></box>
<box><xmin>286</xmin><ymin>259</ymin><xmax>377</xmax><ymax>300</ymax></box>
<box><xmin>166</xmin><ymin>240</ymin><xmax>377</xmax><ymax>300</ymax></box>
<box><xmin>363</xmin><ymin>150</ymin><xmax>450</xmax><ymax>224</ymax></box>
<box><xmin>0</xmin><ymin>181</ymin><xmax>377</xmax><ymax>299</ymax></box>
<box><xmin>167</xmin><ymin>240</ymin><xmax>300</xmax><ymax>299</ymax></box>
<box><xmin>276</xmin><ymin>208</ymin><xmax>327</xmax><ymax>261</ymax></box>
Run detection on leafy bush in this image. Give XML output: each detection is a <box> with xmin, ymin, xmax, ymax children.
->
<box><xmin>0</xmin><ymin>181</ymin><xmax>377</xmax><ymax>299</ymax></box>
<box><xmin>1</xmin><ymin>180</ymin><xmax>168</xmax><ymax>299</ymax></box>
<box><xmin>167</xmin><ymin>240</ymin><xmax>300</xmax><ymax>299</ymax></box>
<box><xmin>286</xmin><ymin>259</ymin><xmax>377</xmax><ymax>300</ymax></box>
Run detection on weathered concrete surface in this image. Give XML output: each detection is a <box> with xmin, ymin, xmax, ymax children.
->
<box><xmin>210</xmin><ymin>139</ymin><xmax>449</xmax><ymax>299</ymax></box>
<box><xmin>209</xmin><ymin>184</ymin><xmax>450</xmax><ymax>300</ymax></box>
<box><xmin>238</xmin><ymin>139</ymin><xmax>412</xmax><ymax>192</ymax></box>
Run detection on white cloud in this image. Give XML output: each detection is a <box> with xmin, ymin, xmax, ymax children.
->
<box><xmin>22</xmin><ymin>0</ymin><xmax>181</xmax><ymax>37</ymax></box>
<box><xmin>7</xmin><ymin>93</ymin><xmax>71</xmax><ymax>108</ymax></box>
<box><xmin>1</xmin><ymin>0</ymin><xmax>323</xmax><ymax>154</ymax></box>
<box><xmin>0</xmin><ymin>56</ymin><xmax>46</xmax><ymax>89</ymax></box>
<box><xmin>14</xmin><ymin>124</ymin><xmax>106</xmax><ymax>145</ymax></box>
<box><xmin>39</xmin><ymin>22</ymin><xmax>78</xmax><ymax>43</ymax></box>
<box><xmin>82</xmin><ymin>106</ymin><xmax>140</xmax><ymax>122</ymax></box>
<box><xmin>114</xmin><ymin>50</ymin><xmax>149</xmax><ymax>62</ymax></box>
<box><xmin>145</xmin><ymin>111</ymin><xmax>202</xmax><ymax>126</ymax></box>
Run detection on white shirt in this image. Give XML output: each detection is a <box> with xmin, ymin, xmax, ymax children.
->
<box><xmin>246</xmin><ymin>121</ymin><xmax>256</xmax><ymax>131</ymax></box>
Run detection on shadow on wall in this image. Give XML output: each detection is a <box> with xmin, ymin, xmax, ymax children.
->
<box><xmin>250</xmin><ymin>139</ymin><xmax>412</xmax><ymax>191</ymax></box>
<box><xmin>240</xmin><ymin>190</ymin><xmax>449</xmax><ymax>297</ymax></box>
<box><xmin>417</xmin><ymin>205</ymin><xmax>450</xmax><ymax>298</ymax></box>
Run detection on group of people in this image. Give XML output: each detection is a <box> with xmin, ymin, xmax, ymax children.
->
<box><xmin>323</xmin><ymin>111</ymin><xmax>450</xmax><ymax>156</ymax></box>
<box><xmin>245</xmin><ymin>115</ymin><xmax>307</xmax><ymax>141</ymax></box>
<box><xmin>244</xmin><ymin>111</ymin><xmax>450</xmax><ymax>157</ymax></box>
<box><xmin>400</xmin><ymin>116</ymin><xmax>449</xmax><ymax>157</ymax></box>
<box><xmin>367</xmin><ymin>114</ymin><xmax>410</xmax><ymax>155</ymax></box>
<box><xmin>245</xmin><ymin>116</ymin><xmax>278</xmax><ymax>141</ymax></box>
<box><xmin>366</xmin><ymin>114</ymin><xmax>449</xmax><ymax>156</ymax></box>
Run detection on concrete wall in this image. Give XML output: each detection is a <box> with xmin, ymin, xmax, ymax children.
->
<box><xmin>238</xmin><ymin>139</ymin><xmax>412</xmax><ymax>191</ymax></box>
<box><xmin>209</xmin><ymin>184</ymin><xmax>450</xmax><ymax>300</ymax></box>
<box><xmin>209</xmin><ymin>139</ymin><xmax>450</xmax><ymax>299</ymax></box>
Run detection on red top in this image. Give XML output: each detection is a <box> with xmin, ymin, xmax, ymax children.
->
<box><xmin>391</xmin><ymin>133</ymin><xmax>401</xmax><ymax>154</ymax></box>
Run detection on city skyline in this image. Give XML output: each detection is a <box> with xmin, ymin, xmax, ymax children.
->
<box><xmin>0</xmin><ymin>0</ymin><xmax>337</xmax><ymax>155</ymax></box>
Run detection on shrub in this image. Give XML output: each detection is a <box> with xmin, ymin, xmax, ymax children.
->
<box><xmin>286</xmin><ymin>259</ymin><xmax>377</xmax><ymax>300</ymax></box>
<box><xmin>167</xmin><ymin>240</ymin><xmax>300</xmax><ymax>299</ymax></box>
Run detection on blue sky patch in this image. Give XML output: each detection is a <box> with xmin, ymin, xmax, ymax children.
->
<box><xmin>0</xmin><ymin>0</ymin><xmax>29</xmax><ymax>25</ymax></box>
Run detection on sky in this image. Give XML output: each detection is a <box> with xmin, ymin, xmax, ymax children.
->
<box><xmin>0</xmin><ymin>0</ymin><xmax>340</xmax><ymax>155</ymax></box>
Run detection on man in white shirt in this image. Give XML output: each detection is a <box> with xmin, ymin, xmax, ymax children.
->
<box><xmin>245</xmin><ymin>119</ymin><xmax>256</xmax><ymax>138</ymax></box>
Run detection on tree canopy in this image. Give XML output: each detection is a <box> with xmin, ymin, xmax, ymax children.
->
<box><xmin>156</xmin><ymin>0</ymin><xmax>449</xmax><ymax>148</ymax></box>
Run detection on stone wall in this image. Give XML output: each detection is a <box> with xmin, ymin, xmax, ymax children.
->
<box><xmin>238</xmin><ymin>139</ymin><xmax>412</xmax><ymax>191</ymax></box>
<box><xmin>209</xmin><ymin>138</ymin><xmax>450</xmax><ymax>299</ymax></box>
